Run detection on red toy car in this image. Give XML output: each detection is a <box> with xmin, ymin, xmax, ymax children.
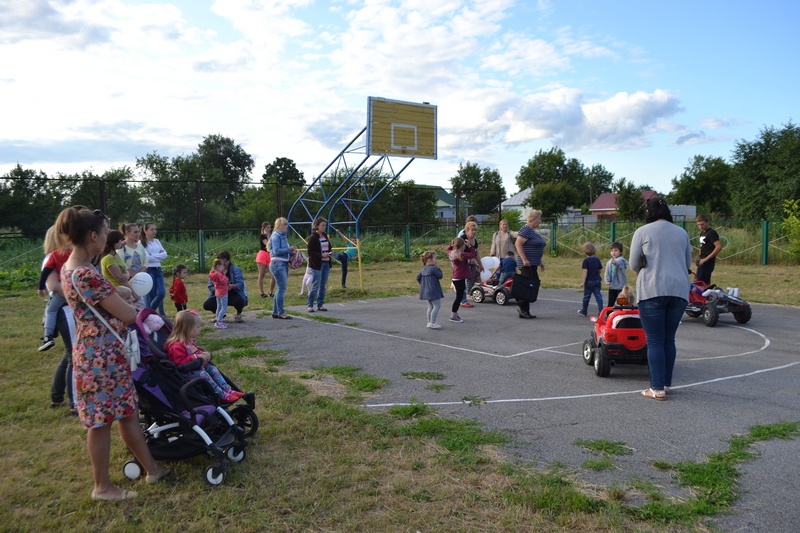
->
<box><xmin>582</xmin><ymin>302</ymin><xmax>648</xmax><ymax>377</ymax></box>
<box><xmin>471</xmin><ymin>276</ymin><xmax>513</xmax><ymax>306</ymax></box>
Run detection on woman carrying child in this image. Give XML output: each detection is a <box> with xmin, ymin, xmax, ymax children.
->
<box><xmin>164</xmin><ymin>310</ymin><xmax>244</xmax><ymax>404</ymax></box>
<box><xmin>417</xmin><ymin>251</ymin><xmax>444</xmax><ymax>329</ymax></box>
<box><xmin>447</xmin><ymin>237</ymin><xmax>476</xmax><ymax>323</ymax></box>
<box><xmin>37</xmin><ymin>226</ymin><xmax>72</xmax><ymax>352</ymax></box>
<box><xmin>169</xmin><ymin>263</ymin><xmax>189</xmax><ymax>313</ymax></box>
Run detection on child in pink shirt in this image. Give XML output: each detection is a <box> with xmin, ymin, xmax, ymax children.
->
<box><xmin>208</xmin><ymin>259</ymin><xmax>229</xmax><ymax>329</ymax></box>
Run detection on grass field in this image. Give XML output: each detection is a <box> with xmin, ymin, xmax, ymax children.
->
<box><xmin>1</xmin><ymin>260</ymin><xmax>797</xmax><ymax>532</ymax></box>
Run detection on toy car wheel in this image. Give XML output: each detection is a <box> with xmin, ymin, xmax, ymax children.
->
<box><xmin>494</xmin><ymin>288</ymin><xmax>509</xmax><ymax>306</ymax></box>
<box><xmin>733</xmin><ymin>306</ymin><xmax>752</xmax><ymax>324</ymax></box>
<box><xmin>594</xmin><ymin>346</ymin><xmax>611</xmax><ymax>377</ymax></box>
<box><xmin>685</xmin><ymin>310</ymin><xmax>701</xmax><ymax>318</ymax></box>
<box><xmin>205</xmin><ymin>463</ymin><xmax>227</xmax><ymax>486</ymax></box>
<box><xmin>702</xmin><ymin>303</ymin><xmax>719</xmax><ymax>327</ymax></box>
<box><xmin>471</xmin><ymin>287</ymin><xmax>485</xmax><ymax>304</ymax></box>
<box><xmin>230</xmin><ymin>406</ymin><xmax>259</xmax><ymax>438</ymax></box>
<box><xmin>123</xmin><ymin>459</ymin><xmax>142</xmax><ymax>480</ymax></box>
<box><xmin>582</xmin><ymin>339</ymin><xmax>595</xmax><ymax>366</ymax></box>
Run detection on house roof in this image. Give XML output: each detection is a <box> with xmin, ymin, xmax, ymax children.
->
<box><xmin>501</xmin><ymin>187</ymin><xmax>533</xmax><ymax>207</ymax></box>
<box><xmin>589</xmin><ymin>190</ymin><xmax>658</xmax><ymax>212</ymax></box>
<box><xmin>416</xmin><ymin>185</ymin><xmax>471</xmax><ymax>208</ymax></box>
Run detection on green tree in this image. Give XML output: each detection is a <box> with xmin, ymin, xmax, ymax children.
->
<box><xmin>515</xmin><ymin>147</ymin><xmax>586</xmax><ymax>191</ymax></box>
<box><xmin>585</xmin><ymin>163</ymin><xmax>615</xmax><ymax>205</ymax></box>
<box><xmin>197</xmin><ymin>134</ymin><xmax>255</xmax><ymax>209</ymax></box>
<box><xmin>61</xmin><ymin>167</ymin><xmax>143</xmax><ymax>224</ymax></box>
<box><xmin>525</xmin><ymin>182</ymin><xmax>582</xmax><ymax>218</ymax></box>
<box><xmin>0</xmin><ymin>165</ymin><xmax>62</xmax><ymax>234</ymax></box>
<box><xmin>730</xmin><ymin>121</ymin><xmax>800</xmax><ymax>220</ymax></box>
<box><xmin>449</xmin><ymin>161</ymin><xmax>506</xmax><ymax>215</ymax></box>
<box><xmin>262</xmin><ymin>157</ymin><xmax>305</xmax><ymax>186</ymax></box>
<box><xmin>669</xmin><ymin>155</ymin><xmax>732</xmax><ymax>215</ymax></box>
<box><xmin>613</xmin><ymin>178</ymin><xmax>647</xmax><ymax>222</ymax></box>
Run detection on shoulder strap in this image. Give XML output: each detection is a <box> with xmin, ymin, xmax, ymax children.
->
<box><xmin>70</xmin><ymin>269</ymin><xmax>126</xmax><ymax>346</ymax></box>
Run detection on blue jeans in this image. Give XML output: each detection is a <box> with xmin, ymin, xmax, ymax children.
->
<box><xmin>215</xmin><ymin>294</ymin><xmax>228</xmax><ymax>323</ymax></box>
<box><xmin>307</xmin><ymin>262</ymin><xmax>331</xmax><ymax>309</ymax></box>
<box><xmin>269</xmin><ymin>261</ymin><xmax>289</xmax><ymax>315</ymax></box>
<box><xmin>638</xmin><ymin>296</ymin><xmax>686</xmax><ymax>390</ymax></box>
<box><xmin>581</xmin><ymin>280</ymin><xmax>604</xmax><ymax>315</ymax></box>
<box><xmin>146</xmin><ymin>267</ymin><xmax>166</xmax><ymax>315</ymax></box>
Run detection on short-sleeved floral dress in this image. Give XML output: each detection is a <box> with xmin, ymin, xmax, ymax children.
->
<box><xmin>62</xmin><ymin>266</ymin><xmax>137</xmax><ymax>429</ymax></box>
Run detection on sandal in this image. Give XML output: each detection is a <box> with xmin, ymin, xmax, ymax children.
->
<box><xmin>307</xmin><ymin>308</ymin><xmax>315</xmax><ymax>313</ymax></box>
<box><xmin>316</xmin><ymin>307</ymin><xmax>328</xmax><ymax>312</ymax></box>
<box><xmin>664</xmin><ymin>386</ymin><xmax>671</xmax><ymax>395</ymax></box>
<box><xmin>234</xmin><ymin>315</ymin><xmax>243</xmax><ymax>323</ymax></box>
<box><xmin>261</xmin><ymin>293</ymin><xmax>268</xmax><ymax>298</ymax></box>
<box><xmin>641</xmin><ymin>388</ymin><xmax>666</xmax><ymax>401</ymax></box>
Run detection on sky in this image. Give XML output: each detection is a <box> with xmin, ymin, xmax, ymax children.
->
<box><xmin>1</xmin><ymin>0</ymin><xmax>798</xmax><ymax>198</ymax></box>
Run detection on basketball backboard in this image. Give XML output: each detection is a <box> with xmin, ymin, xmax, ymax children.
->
<box><xmin>366</xmin><ymin>97</ymin><xmax>437</xmax><ymax>159</ymax></box>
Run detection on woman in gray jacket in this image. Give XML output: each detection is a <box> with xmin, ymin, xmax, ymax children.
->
<box><xmin>630</xmin><ymin>197</ymin><xmax>692</xmax><ymax>401</ymax></box>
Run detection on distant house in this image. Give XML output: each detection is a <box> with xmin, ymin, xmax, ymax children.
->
<box><xmin>588</xmin><ymin>191</ymin><xmax>695</xmax><ymax>221</ymax></box>
<box><xmin>500</xmin><ymin>187</ymin><xmax>534</xmax><ymax>221</ymax></box>
<box><xmin>425</xmin><ymin>186</ymin><xmax>471</xmax><ymax>221</ymax></box>
<box><xmin>589</xmin><ymin>191</ymin><xmax>659</xmax><ymax>221</ymax></box>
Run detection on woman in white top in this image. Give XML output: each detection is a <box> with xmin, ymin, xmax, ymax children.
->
<box><xmin>142</xmin><ymin>222</ymin><xmax>168</xmax><ymax>315</ymax></box>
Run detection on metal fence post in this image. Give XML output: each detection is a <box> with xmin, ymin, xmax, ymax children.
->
<box><xmin>404</xmin><ymin>224</ymin><xmax>411</xmax><ymax>258</ymax></box>
<box><xmin>550</xmin><ymin>222</ymin><xmax>557</xmax><ymax>255</ymax></box>
<box><xmin>198</xmin><ymin>230</ymin><xmax>205</xmax><ymax>272</ymax></box>
<box><xmin>610</xmin><ymin>222</ymin><xmax>616</xmax><ymax>245</ymax></box>
<box><xmin>762</xmin><ymin>220</ymin><xmax>769</xmax><ymax>265</ymax></box>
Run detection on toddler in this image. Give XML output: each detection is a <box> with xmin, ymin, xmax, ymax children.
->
<box><xmin>578</xmin><ymin>242</ymin><xmax>604</xmax><ymax>316</ymax></box>
<box><xmin>495</xmin><ymin>251</ymin><xmax>517</xmax><ymax>285</ymax></box>
<box><xmin>604</xmin><ymin>242</ymin><xmax>629</xmax><ymax>306</ymax></box>
<box><xmin>164</xmin><ymin>310</ymin><xmax>244</xmax><ymax>404</ymax></box>
<box><xmin>417</xmin><ymin>251</ymin><xmax>444</xmax><ymax>329</ymax></box>
<box><xmin>170</xmin><ymin>263</ymin><xmax>189</xmax><ymax>313</ymax></box>
<box><xmin>208</xmin><ymin>259</ymin><xmax>228</xmax><ymax>329</ymax></box>
<box><xmin>447</xmin><ymin>237</ymin><xmax>476</xmax><ymax>323</ymax></box>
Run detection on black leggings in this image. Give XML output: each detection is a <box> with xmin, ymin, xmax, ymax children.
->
<box><xmin>452</xmin><ymin>280</ymin><xmax>466</xmax><ymax>313</ymax></box>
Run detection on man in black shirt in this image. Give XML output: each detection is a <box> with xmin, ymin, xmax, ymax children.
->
<box><xmin>695</xmin><ymin>214</ymin><xmax>722</xmax><ymax>283</ymax></box>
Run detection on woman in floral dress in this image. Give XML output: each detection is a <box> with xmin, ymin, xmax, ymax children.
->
<box><xmin>58</xmin><ymin>206</ymin><xmax>170</xmax><ymax>501</ymax></box>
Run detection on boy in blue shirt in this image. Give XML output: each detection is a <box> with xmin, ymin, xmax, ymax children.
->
<box><xmin>578</xmin><ymin>242</ymin><xmax>603</xmax><ymax>316</ymax></box>
<box><xmin>495</xmin><ymin>251</ymin><xmax>517</xmax><ymax>285</ymax></box>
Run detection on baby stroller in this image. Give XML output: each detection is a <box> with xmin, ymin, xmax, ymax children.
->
<box><xmin>137</xmin><ymin>309</ymin><xmax>259</xmax><ymax>438</ymax></box>
<box><xmin>124</xmin><ymin>311</ymin><xmax>256</xmax><ymax>485</ymax></box>
<box><xmin>470</xmin><ymin>275</ymin><xmax>514</xmax><ymax>306</ymax></box>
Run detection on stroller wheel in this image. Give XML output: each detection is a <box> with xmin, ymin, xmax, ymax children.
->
<box><xmin>123</xmin><ymin>459</ymin><xmax>143</xmax><ymax>480</ymax></box>
<box><xmin>231</xmin><ymin>406</ymin><xmax>259</xmax><ymax>438</ymax></box>
<box><xmin>205</xmin><ymin>463</ymin><xmax>227</xmax><ymax>486</ymax></box>
<box><xmin>226</xmin><ymin>443</ymin><xmax>247</xmax><ymax>463</ymax></box>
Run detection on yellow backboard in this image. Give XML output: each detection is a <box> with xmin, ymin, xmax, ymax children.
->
<box><xmin>367</xmin><ymin>97</ymin><xmax>437</xmax><ymax>159</ymax></box>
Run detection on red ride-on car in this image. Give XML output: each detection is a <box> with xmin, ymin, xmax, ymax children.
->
<box><xmin>686</xmin><ymin>275</ymin><xmax>752</xmax><ymax>327</ymax></box>
<box><xmin>582</xmin><ymin>302</ymin><xmax>648</xmax><ymax>377</ymax></box>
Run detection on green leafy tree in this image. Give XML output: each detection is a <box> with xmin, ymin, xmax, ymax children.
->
<box><xmin>782</xmin><ymin>199</ymin><xmax>800</xmax><ymax>256</ymax></box>
<box><xmin>61</xmin><ymin>167</ymin><xmax>143</xmax><ymax>224</ymax></box>
<box><xmin>262</xmin><ymin>157</ymin><xmax>305</xmax><ymax>186</ymax></box>
<box><xmin>515</xmin><ymin>147</ymin><xmax>586</xmax><ymax>191</ymax></box>
<box><xmin>525</xmin><ymin>182</ymin><xmax>582</xmax><ymax>218</ymax></box>
<box><xmin>730</xmin><ymin>121</ymin><xmax>800</xmax><ymax>220</ymax></box>
<box><xmin>669</xmin><ymin>155</ymin><xmax>732</xmax><ymax>215</ymax></box>
<box><xmin>0</xmin><ymin>165</ymin><xmax>62</xmax><ymax>234</ymax></box>
<box><xmin>449</xmin><ymin>161</ymin><xmax>506</xmax><ymax>215</ymax></box>
<box><xmin>197</xmin><ymin>134</ymin><xmax>255</xmax><ymax>209</ymax></box>
<box><xmin>613</xmin><ymin>178</ymin><xmax>647</xmax><ymax>222</ymax></box>
<box><xmin>585</xmin><ymin>163</ymin><xmax>615</xmax><ymax>205</ymax></box>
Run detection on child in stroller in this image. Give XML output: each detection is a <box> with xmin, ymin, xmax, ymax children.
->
<box><xmin>164</xmin><ymin>310</ymin><xmax>245</xmax><ymax>403</ymax></box>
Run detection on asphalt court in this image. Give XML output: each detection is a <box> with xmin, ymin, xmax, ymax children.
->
<box><xmin>243</xmin><ymin>288</ymin><xmax>800</xmax><ymax>531</ymax></box>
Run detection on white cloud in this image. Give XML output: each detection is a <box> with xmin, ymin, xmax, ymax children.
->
<box><xmin>700</xmin><ymin>117</ymin><xmax>747</xmax><ymax>130</ymax></box>
<box><xmin>481</xmin><ymin>34</ymin><xmax>569</xmax><ymax>76</ymax></box>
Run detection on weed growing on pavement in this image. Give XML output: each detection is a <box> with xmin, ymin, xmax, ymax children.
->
<box><xmin>402</xmin><ymin>371</ymin><xmax>446</xmax><ymax>380</ymax></box>
<box><xmin>574</xmin><ymin>438</ymin><xmax>634</xmax><ymax>456</ymax></box>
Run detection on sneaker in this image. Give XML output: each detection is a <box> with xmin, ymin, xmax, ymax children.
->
<box><xmin>449</xmin><ymin>314</ymin><xmax>464</xmax><ymax>323</ymax></box>
<box><xmin>460</xmin><ymin>302</ymin><xmax>474</xmax><ymax>308</ymax></box>
<box><xmin>214</xmin><ymin>321</ymin><xmax>228</xmax><ymax>329</ymax></box>
<box><xmin>427</xmin><ymin>323</ymin><xmax>442</xmax><ymax>329</ymax></box>
<box><xmin>577</xmin><ymin>310</ymin><xmax>587</xmax><ymax>317</ymax></box>
<box><xmin>38</xmin><ymin>336</ymin><xmax>56</xmax><ymax>352</ymax></box>
<box><xmin>221</xmin><ymin>392</ymin><xmax>238</xmax><ymax>403</ymax></box>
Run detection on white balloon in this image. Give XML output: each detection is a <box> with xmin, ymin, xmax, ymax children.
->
<box><xmin>131</xmin><ymin>272</ymin><xmax>153</xmax><ymax>297</ymax></box>
<box><xmin>481</xmin><ymin>256</ymin><xmax>500</xmax><ymax>271</ymax></box>
<box><xmin>480</xmin><ymin>269</ymin><xmax>492</xmax><ymax>282</ymax></box>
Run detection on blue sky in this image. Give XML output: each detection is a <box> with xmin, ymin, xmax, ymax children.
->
<box><xmin>1</xmin><ymin>0</ymin><xmax>797</xmax><ymax>197</ymax></box>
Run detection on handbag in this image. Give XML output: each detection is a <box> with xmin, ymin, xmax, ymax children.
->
<box><xmin>71</xmin><ymin>270</ymin><xmax>141</xmax><ymax>371</ymax></box>
<box><xmin>511</xmin><ymin>272</ymin><xmax>540</xmax><ymax>303</ymax></box>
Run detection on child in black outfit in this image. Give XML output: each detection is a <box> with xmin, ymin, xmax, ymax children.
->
<box><xmin>578</xmin><ymin>242</ymin><xmax>604</xmax><ymax>316</ymax></box>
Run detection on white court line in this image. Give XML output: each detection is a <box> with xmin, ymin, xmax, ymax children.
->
<box><xmin>295</xmin><ymin>315</ymin><xmax>580</xmax><ymax>358</ymax></box>
<box><xmin>365</xmin><ymin>360</ymin><xmax>800</xmax><ymax>408</ymax></box>
<box><xmin>681</xmin><ymin>324</ymin><xmax>770</xmax><ymax>361</ymax></box>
